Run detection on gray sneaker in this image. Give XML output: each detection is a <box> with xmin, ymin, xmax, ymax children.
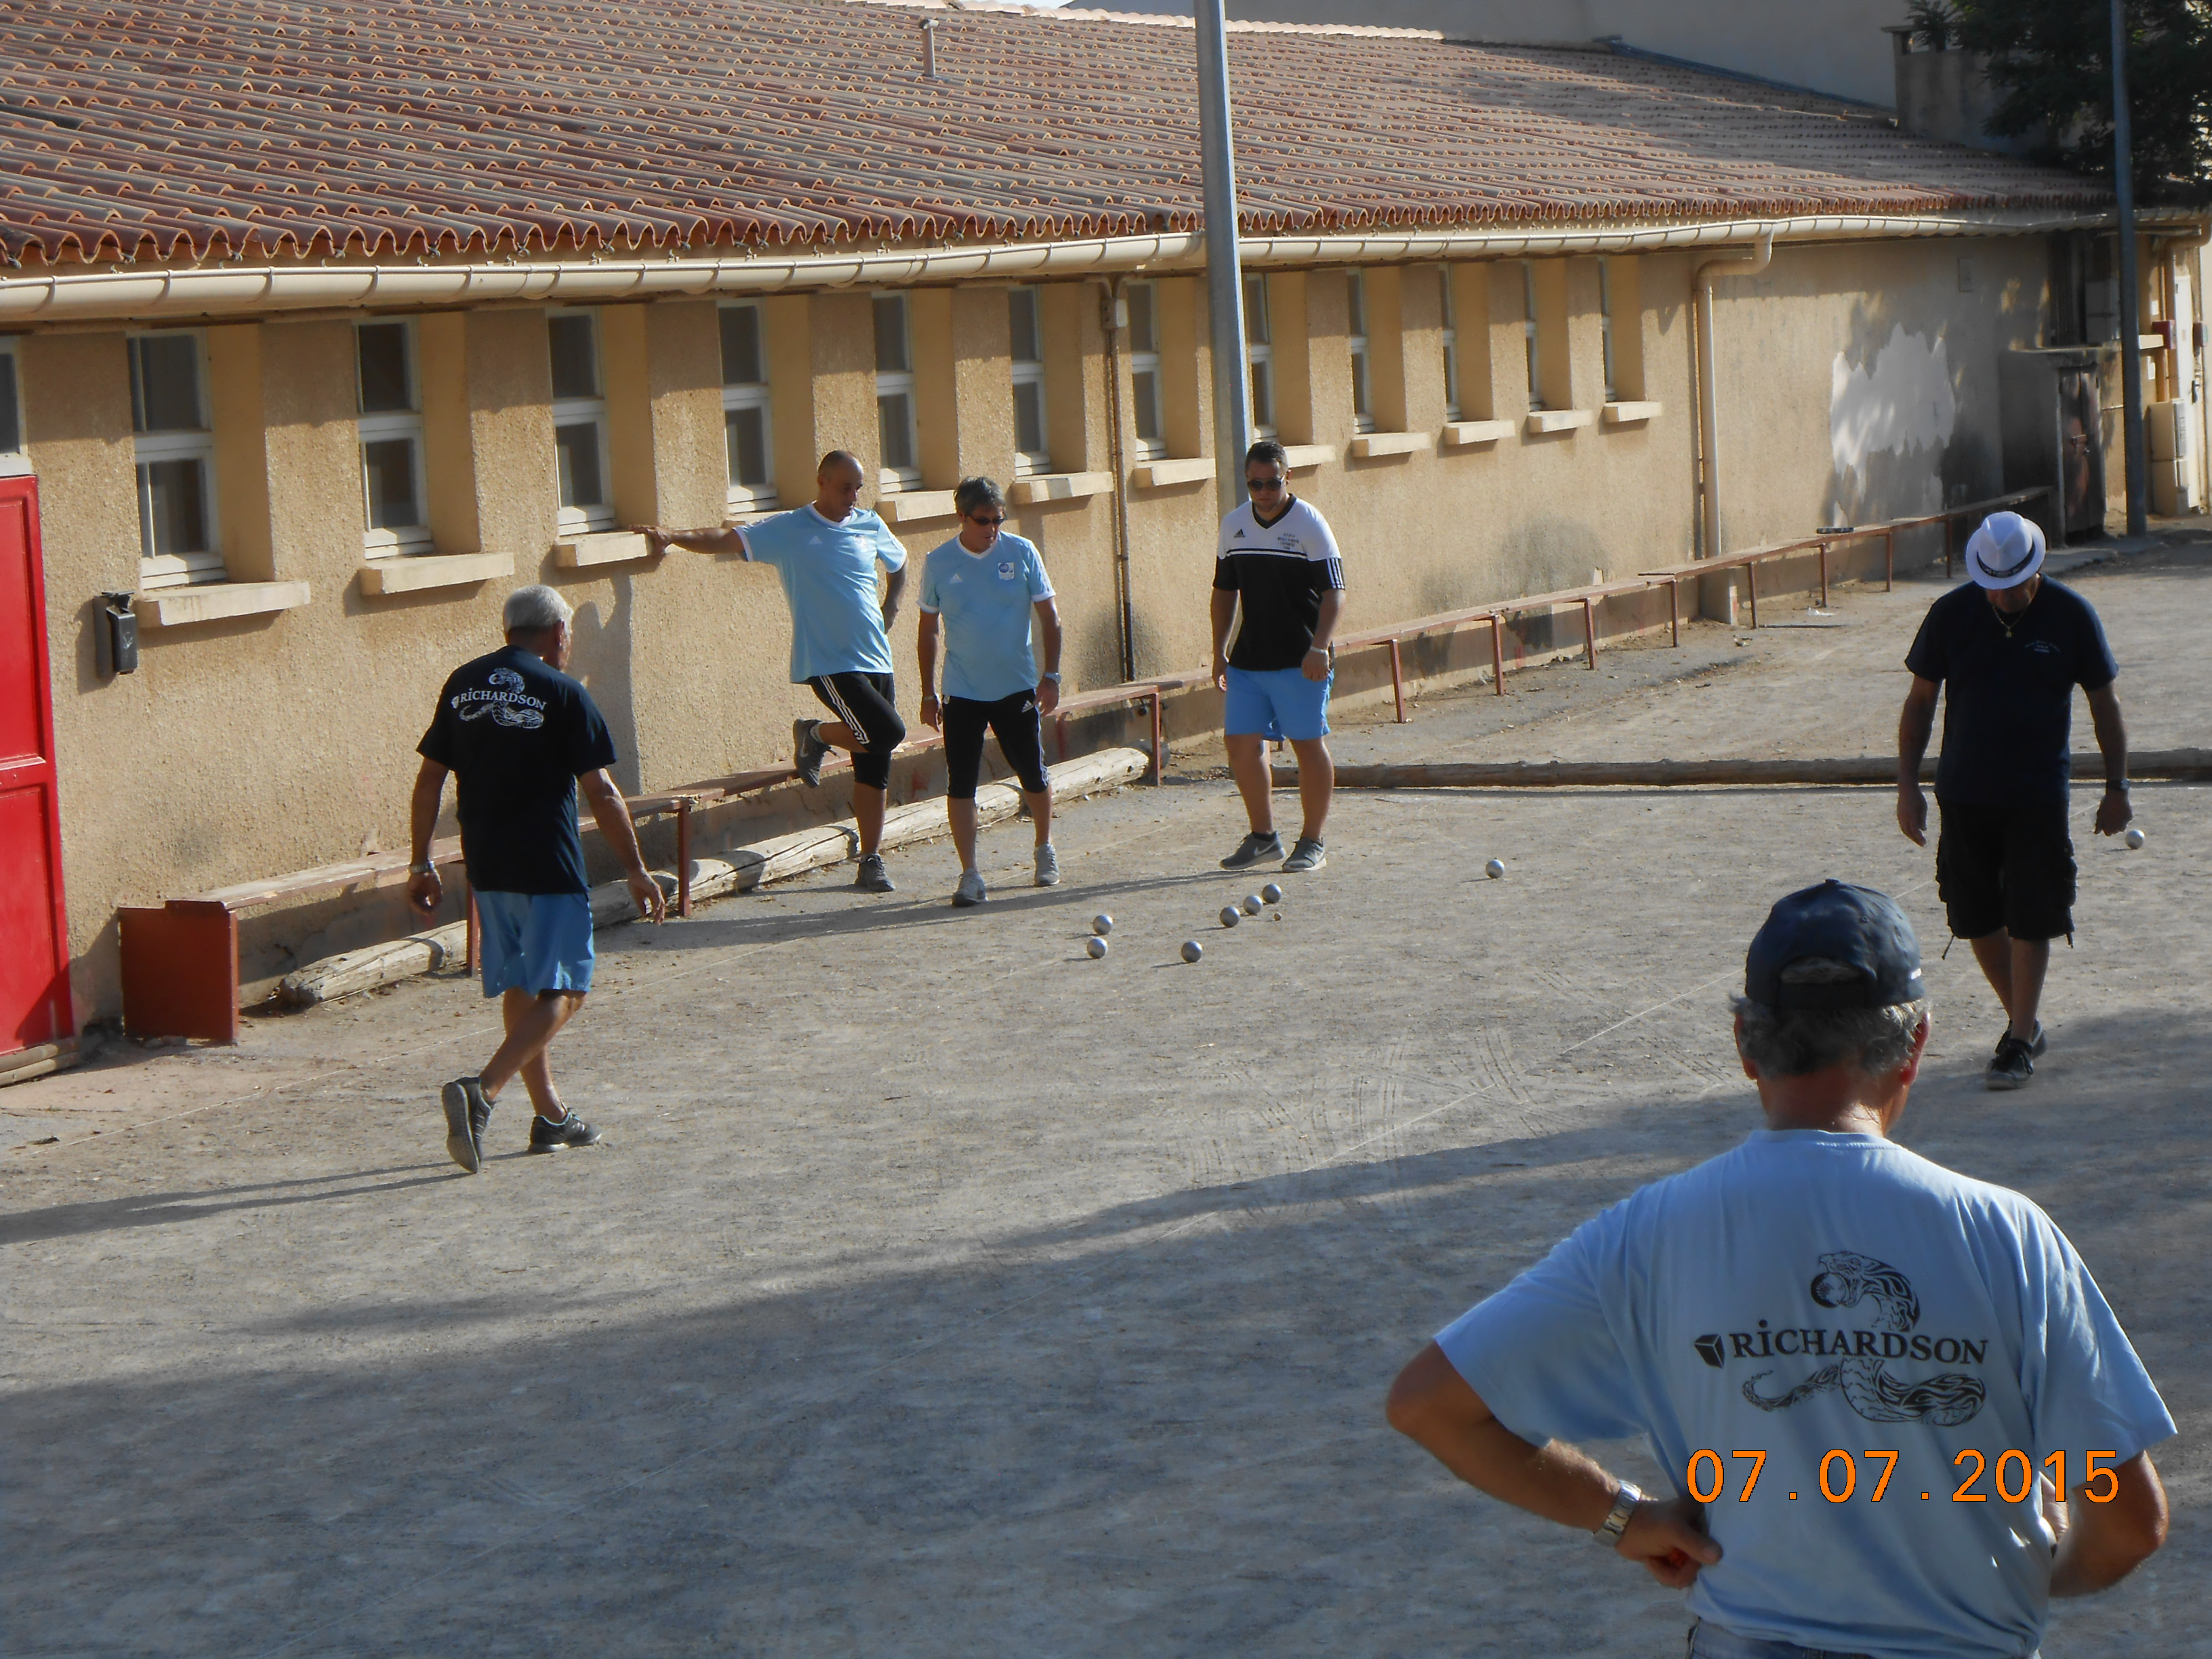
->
<box><xmin>1282</xmin><ymin>837</ymin><xmax>1327</xmax><ymax>873</ymax></box>
<box><xmin>954</xmin><ymin>869</ymin><xmax>987</xmax><ymax>907</ymax></box>
<box><xmin>1220</xmin><ymin>831</ymin><xmax>1285</xmax><ymax>871</ymax></box>
<box><xmin>1999</xmin><ymin>1022</ymin><xmax>2049</xmax><ymax>1060</ymax></box>
<box><xmin>1985</xmin><ymin>1033</ymin><xmax>2034</xmax><ymax>1091</ymax></box>
<box><xmin>792</xmin><ymin>718</ymin><xmax>830</xmax><ymax>788</ymax></box>
<box><xmin>527</xmin><ymin>1110</ymin><xmax>603</xmax><ymax>1153</ymax></box>
<box><xmin>440</xmin><ymin>1076</ymin><xmax>489</xmax><ymax>1174</ymax></box>
<box><xmin>854</xmin><ymin>852</ymin><xmax>895</xmax><ymax>893</ymax></box>
<box><xmin>1033</xmin><ymin>844</ymin><xmax>1061</xmax><ymax>887</ymax></box>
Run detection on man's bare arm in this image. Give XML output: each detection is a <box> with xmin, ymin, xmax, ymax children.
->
<box><xmin>916</xmin><ymin>611</ymin><xmax>944</xmax><ymax>730</ymax></box>
<box><xmin>1210</xmin><ymin>588</ymin><xmax>1238</xmax><ymax>690</ymax></box>
<box><xmin>577</xmin><ymin>769</ymin><xmax>667</xmax><ymax>923</ymax></box>
<box><xmin>2051</xmin><ymin>1453</ymin><xmax>2166</xmax><ymax>1596</ymax></box>
<box><xmin>406</xmin><ymin>759</ymin><xmax>449</xmax><ymax>915</ymax></box>
<box><xmin>1896</xmin><ymin>675</ymin><xmax>1941</xmax><ymax>846</ymax></box>
<box><xmin>2086</xmin><ymin>682</ymin><xmax>2132</xmax><ymax>836</ymax></box>
<box><xmin>636</xmin><ymin>525</ymin><xmax>747</xmax><ymax>559</ymax></box>
<box><xmin>881</xmin><ymin>562</ymin><xmax>907</xmax><ymax>630</ymax></box>
<box><xmin>1385</xmin><ymin>1343</ymin><xmax>1719</xmax><ymax>1589</ymax></box>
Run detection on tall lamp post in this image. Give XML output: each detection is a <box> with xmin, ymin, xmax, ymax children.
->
<box><xmin>2111</xmin><ymin>0</ymin><xmax>2148</xmax><ymax>535</ymax></box>
<box><xmin>1194</xmin><ymin>0</ymin><xmax>1251</xmax><ymax>521</ymax></box>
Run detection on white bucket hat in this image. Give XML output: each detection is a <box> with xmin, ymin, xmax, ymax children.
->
<box><xmin>1963</xmin><ymin>510</ymin><xmax>2046</xmax><ymax>590</ymax></box>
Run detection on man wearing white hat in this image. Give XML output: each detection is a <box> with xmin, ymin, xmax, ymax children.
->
<box><xmin>1896</xmin><ymin>510</ymin><xmax>2131</xmax><ymax>1090</ymax></box>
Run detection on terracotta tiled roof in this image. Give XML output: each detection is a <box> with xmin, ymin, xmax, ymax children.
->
<box><xmin>0</xmin><ymin>0</ymin><xmax>2110</xmax><ymax>266</ymax></box>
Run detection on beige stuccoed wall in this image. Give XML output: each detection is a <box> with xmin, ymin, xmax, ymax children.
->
<box><xmin>22</xmin><ymin>236</ymin><xmax>2068</xmax><ymax>1019</ymax></box>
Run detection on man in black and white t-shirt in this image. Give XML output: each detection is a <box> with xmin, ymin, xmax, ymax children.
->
<box><xmin>1210</xmin><ymin>439</ymin><xmax>1346</xmax><ymax>873</ymax></box>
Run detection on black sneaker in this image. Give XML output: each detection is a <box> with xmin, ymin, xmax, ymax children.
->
<box><xmin>528</xmin><ymin>1110</ymin><xmax>603</xmax><ymax>1153</ymax></box>
<box><xmin>854</xmin><ymin>852</ymin><xmax>896</xmax><ymax>893</ymax></box>
<box><xmin>792</xmin><ymin>718</ymin><xmax>830</xmax><ymax>788</ymax></box>
<box><xmin>1985</xmin><ymin>1035</ymin><xmax>2034</xmax><ymax>1092</ymax></box>
<box><xmin>1220</xmin><ymin>831</ymin><xmax>1285</xmax><ymax>871</ymax></box>
<box><xmin>440</xmin><ymin>1076</ymin><xmax>489</xmax><ymax>1174</ymax></box>
<box><xmin>1282</xmin><ymin>837</ymin><xmax>1327</xmax><ymax>873</ymax></box>
<box><xmin>1996</xmin><ymin>1022</ymin><xmax>2048</xmax><ymax>1060</ymax></box>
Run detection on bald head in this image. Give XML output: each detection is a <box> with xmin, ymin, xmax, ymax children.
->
<box><xmin>814</xmin><ymin>450</ymin><xmax>865</xmax><ymax>520</ymax></box>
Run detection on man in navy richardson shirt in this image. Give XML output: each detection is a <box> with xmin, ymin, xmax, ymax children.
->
<box><xmin>1895</xmin><ymin>511</ymin><xmax>2130</xmax><ymax>1092</ymax></box>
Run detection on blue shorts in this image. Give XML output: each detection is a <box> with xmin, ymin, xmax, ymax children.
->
<box><xmin>1223</xmin><ymin>663</ymin><xmax>1332</xmax><ymax>742</ymax></box>
<box><xmin>475</xmin><ymin>890</ymin><xmax>595</xmax><ymax>1000</ymax></box>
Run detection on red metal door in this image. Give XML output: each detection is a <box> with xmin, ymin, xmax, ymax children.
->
<box><xmin>0</xmin><ymin>476</ymin><xmax>72</xmax><ymax>1053</ymax></box>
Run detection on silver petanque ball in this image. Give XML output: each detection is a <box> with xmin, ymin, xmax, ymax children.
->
<box><xmin>1241</xmin><ymin>894</ymin><xmax>1264</xmax><ymax>916</ymax></box>
<box><xmin>1085</xmin><ymin>935</ymin><xmax>1109</xmax><ymax>959</ymax></box>
<box><xmin>1181</xmin><ymin>939</ymin><xmax>1204</xmax><ymax>963</ymax></box>
<box><xmin>1218</xmin><ymin>906</ymin><xmax>1242</xmax><ymax>928</ymax></box>
<box><xmin>1260</xmin><ymin>882</ymin><xmax>1284</xmax><ymax>905</ymax></box>
<box><xmin>1485</xmin><ymin>859</ymin><xmax>1506</xmax><ymax>879</ymax></box>
<box><xmin>1092</xmin><ymin>914</ymin><xmax>1114</xmax><ymax>935</ymax></box>
<box><xmin>2124</xmin><ymin>827</ymin><xmax>2146</xmax><ymax>850</ymax></box>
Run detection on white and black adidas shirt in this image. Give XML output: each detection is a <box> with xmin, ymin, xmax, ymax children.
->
<box><xmin>1212</xmin><ymin>497</ymin><xmax>1346</xmax><ymax>672</ymax></box>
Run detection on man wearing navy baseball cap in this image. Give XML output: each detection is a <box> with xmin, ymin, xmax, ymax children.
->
<box><xmin>1387</xmin><ymin>880</ymin><xmax>2170</xmax><ymax>1659</ymax></box>
<box><xmin>1896</xmin><ymin>510</ymin><xmax>2131</xmax><ymax>1089</ymax></box>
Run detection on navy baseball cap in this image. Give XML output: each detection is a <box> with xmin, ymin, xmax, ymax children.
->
<box><xmin>1745</xmin><ymin>880</ymin><xmax>1925</xmax><ymax>1010</ymax></box>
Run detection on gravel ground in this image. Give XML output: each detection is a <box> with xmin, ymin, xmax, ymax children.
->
<box><xmin>3</xmin><ymin>534</ymin><xmax>2205</xmax><ymax>1657</ymax></box>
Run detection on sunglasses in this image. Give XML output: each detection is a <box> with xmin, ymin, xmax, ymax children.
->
<box><xmin>968</xmin><ymin>513</ymin><xmax>1006</xmax><ymax>527</ymax></box>
<box><xmin>1246</xmin><ymin>476</ymin><xmax>1286</xmax><ymax>491</ymax></box>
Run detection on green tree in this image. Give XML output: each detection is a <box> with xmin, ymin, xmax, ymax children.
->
<box><xmin>1918</xmin><ymin>0</ymin><xmax>2212</xmax><ymax>200</ymax></box>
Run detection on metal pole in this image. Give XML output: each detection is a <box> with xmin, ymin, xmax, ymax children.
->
<box><xmin>2111</xmin><ymin>0</ymin><xmax>2148</xmax><ymax>536</ymax></box>
<box><xmin>1193</xmin><ymin>0</ymin><xmax>1251</xmax><ymax>521</ymax></box>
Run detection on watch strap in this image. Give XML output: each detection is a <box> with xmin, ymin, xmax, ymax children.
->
<box><xmin>1597</xmin><ymin>1480</ymin><xmax>1642</xmax><ymax>1542</ymax></box>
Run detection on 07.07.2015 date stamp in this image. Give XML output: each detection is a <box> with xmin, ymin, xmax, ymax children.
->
<box><xmin>1683</xmin><ymin>1448</ymin><xmax>2127</xmax><ymax>1504</ymax></box>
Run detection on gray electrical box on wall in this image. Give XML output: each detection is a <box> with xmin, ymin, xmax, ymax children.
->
<box><xmin>101</xmin><ymin>592</ymin><xmax>138</xmax><ymax>675</ymax></box>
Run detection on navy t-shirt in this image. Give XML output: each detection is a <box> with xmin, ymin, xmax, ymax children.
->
<box><xmin>1904</xmin><ymin>579</ymin><xmax>2116</xmax><ymax>807</ymax></box>
<box><xmin>417</xmin><ymin>645</ymin><xmax>618</xmax><ymax>895</ymax></box>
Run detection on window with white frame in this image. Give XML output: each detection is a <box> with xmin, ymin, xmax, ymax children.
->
<box><xmin>1599</xmin><ymin>260</ymin><xmax>1619</xmax><ymax>403</ymax></box>
<box><xmin>1244</xmin><ymin>273</ymin><xmax>1275</xmax><ymax>436</ymax></box>
<box><xmin>1439</xmin><ymin>267</ymin><xmax>1462</xmax><ymax>419</ymax></box>
<box><xmin>1126</xmin><ymin>280</ymin><xmax>1164</xmax><ymax>456</ymax></box>
<box><xmin>548</xmin><ymin>310</ymin><xmax>613</xmax><ymax>533</ymax></box>
<box><xmin>874</xmin><ymin>293</ymin><xmax>920</xmax><ymax>488</ymax></box>
<box><xmin>356</xmin><ymin>321</ymin><xmax>431</xmax><ymax>554</ymax></box>
<box><xmin>720</xmin><ymin>302</ymin><xmax>776</xmax><ymax>510</ymax></box>
<box><xmin>129</xmin><ymin>331</ymin><xmax>222</xmax><ymax>587</ymax></box>
<box><xmin>1521</xmin><ymin>262</ymin><xmax>1544</xmax><ymax>413</ymax></box>
<box><xmin>1008</xmin><ymin>287</ymin><xmax>1050</xmax><ymax>476</ymax></box>
<box><xmin>0</xmin><ymin>339</ymin><xmax>23</xmax><ymax>468</ymax></box>
<box><xmin>1347</xmin><ymin>270</ymin><xmax>1374</xmax><ymax>432</ymax></box>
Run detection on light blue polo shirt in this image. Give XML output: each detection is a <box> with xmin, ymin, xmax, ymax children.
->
<box><xmin>1436</xmin><ymin>1130</ymin><xmax>2171</xmax><ymax>1659</ymax></box>
<box><xmin>918</xmin><ymin>531</ymin><xmax>1054</xmax><ymax>703</ymax></box>
<box><xmin>739</xmin><ymin>505</ymin><xmax>907</xmax><ymax>682</ymax></box>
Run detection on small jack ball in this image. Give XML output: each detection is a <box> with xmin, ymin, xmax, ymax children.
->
<box><xmin>1485</xmin><ymin>859</ymin><xmax>1507</xmax><ymax>879</ymax></box>
<box><xmin>1181</xmin><ymin>939</ymin><xmax>1204</xmax><ymax>963</ymax></box>
<box><xmin>1085</xmin><ymin>935</ymin><xmax>1109</xmax><ymax>959</ymax></box>
<box><xmin>1260</xmin><ymin>882</ymin><xmax>1284</xmax><ymax>905</ymax></box>
<box><xmin>1092</xmin><ymin>914</ymin><xmax>1114</xmax><ymax>935</ymax></box>
<box><xmin>1218</xmin><ymin>906</ymin><xmax>1242</xmax><ymax>928</ymax></box>
<box><xmin>2124</xmin><ymin>827</ymin><xmax>2146</xmax><ymax>850</ymax></box>
<box><xmin>1241</xmin><ymin>894</ymin><xmax>1264</xmax><ymax>916</ymax></box>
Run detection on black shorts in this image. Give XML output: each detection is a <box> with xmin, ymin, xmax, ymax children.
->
<box><xmin>808</xmin><ymin>671</ymin><xmax>905</xmax><ymax>791</ymax></box>
<box><xmin>1936</xmin><ymin>798</ymin><xmax>2076</xmax><ymax>942</ymax></box>
<box><xmin>943</xmin><ymin>691</ymin><xmax>1049</xmax><ymax>799</ymax></box>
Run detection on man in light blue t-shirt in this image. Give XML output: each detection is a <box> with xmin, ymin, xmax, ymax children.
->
<box><xmin>916</xmin><ymin>476</ymin><xmax>1063</xmax><ymax>907</ymax></box>
<box><xmin>1388</xmin><ymin>880</ymin><xmax>2171</xmax><ymax>1659</ymax></box>
<box><xmin>641</xmin><ymin>451</ymin><xmax>909</xmax><ymax>893</ymax></box>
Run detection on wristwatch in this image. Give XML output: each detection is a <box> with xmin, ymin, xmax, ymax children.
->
<box><xmin>408</xmin><ymin>860</ymin><xmax>437</xmax><ymax>876</ymax></box>
<box><xmin>1597</xmin><ymin>1480</ymin><xmax>1643</xmax><ymax>1542</ymax></box>
<box><xmin>2105</xmin><ymin>779</ymin><xmax>2129</xmax><ymax>794</ymax></box>
<box><xmin>1040</xmin><ymin>671</ymin><xmax>1061</xmax><ymax>683</ymax></box>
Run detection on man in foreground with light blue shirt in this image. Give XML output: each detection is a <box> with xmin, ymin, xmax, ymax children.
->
<box><xmin>1388</xmin><ymin>879</ymin><xmax>2170</xmax><ymax>1659</ymax></box>
<box><xmin>640</xmin><ymin>451</ymin><xmax>909</xmax><ymax>892</ymax></box>
<box><xmin>916</xmin><ymin>476</ymin><xmax>1062</xmax><ymax>907</ymax></box>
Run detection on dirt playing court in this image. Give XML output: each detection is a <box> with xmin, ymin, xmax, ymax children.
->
<box><xmin>3</xmin><ymin>539</ymin><xmax>2205</xmax><ymax>1656</ymax></box>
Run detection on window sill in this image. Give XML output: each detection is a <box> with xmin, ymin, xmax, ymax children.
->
<box><xmin>360</xmin><ymin>551</ymin><xmax>514</xmax><ymax>596</ymax></box>
<box><xmin>0</xmin><ymin>454</ymin><xmax>30</xmax><ymax>478</ymax></box>
<box><xmin>878</xmin><ymin>490</ymin><xmax>959</xmax><ymax>525</ymax></box>
<box><xmin>1523</xmin><ymin>409</ymin><xmax>1596</xmax><ymax>436</ymax></box>
<box><xmin>1133</xmin><ymin>457</ymin><xmax>1215</xmax><ymax>488</ymax></box>
<box><xmin>1279</xmin><ymin>445</ymin><xmax>1336</xmax><ymax>472</ymax></box>
<box><xmin>726</xmin><ymin>490</ymin><xmax>780</xmax><ymax>516</ymax></box>
<box><xmin>1009</xmin><ymin>471</ymin><xmax>1113</xmax><ymax>506</ymax></box>
<box><xmin>1441</xmin><ymin>419</ymin><xmax>1515</xmax><ymax>448</ymax></box>
<box><xmin>1349</xmin><ymin>430</ymin><xmax>1433</xmax><ymax>459</ymax></box>
<box><xmin>1602</xmin><ymin>401</ymin><xmax>1664</xmax><ymax>427</ymax></box>
<box><xmin>135</xmin><ymin>579</ymin><xmax>311</xmax><ymax>629</ymax></box>
<box><xmin>554</xmin><ymin>531</ymin><xmax>653</xmax><ymax>569</ymax></box>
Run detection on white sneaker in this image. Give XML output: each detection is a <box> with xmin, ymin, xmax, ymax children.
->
<box><xmin>954</xmin><ymin>869</ymin><xmax>987</xmax><ymax>907</ymax></box>
<box><xmin>1034</xmin><ymin>844</ymin><xmax>1061</xmax><ymax>886</ymax></box>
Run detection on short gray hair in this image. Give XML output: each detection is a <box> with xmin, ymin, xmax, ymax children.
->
<box><xmin>955</xmin><ymin>476</ymin><xmax>1006</xmax><ymax>517</ymax></box>
<box><xmin>503</xmin><ymin>583</ymin><xmax>573</xmax><ymax>635</ymax></box>
<box><xmin>1734</xmin><ymin>958</ymin><xmax>1929</xmax><ymax>1078</ymax></box>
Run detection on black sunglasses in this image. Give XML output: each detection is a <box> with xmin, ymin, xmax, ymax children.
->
<box><xmin>968</xmin><ymin>513</ymin><xmax>1006</xmax><ymax>526</ymax></box>
<box><xmin>1246</xmin><ymin>475</ymin><xmax>1287</xmax><ymax>491</ymax></box>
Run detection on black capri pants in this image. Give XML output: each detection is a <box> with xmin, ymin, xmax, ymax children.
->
<box><xmin>943</xmin><ymin>691</ymin><xmax>1050</xmax><ymax>800</ymax></box>
<box><xmin>1936</xmin><ymin>796</ymin><xmax>2076</xmax><ymax>943</ymax></box>
<box><xmin>808</xmin><ymin>671</ymin><xmax>905</xmax><ymax>790</ymax></box>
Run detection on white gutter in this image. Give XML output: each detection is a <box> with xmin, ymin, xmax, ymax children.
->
<box><xmin>0</xmin><ymin>209</ymin><xmax>2188</xmax><ymax>326</ymax></box>
<box><xmin>1694</xmin><ymin>229</ymin><xmax>1775</xmax><ymax>560</ymax></box>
